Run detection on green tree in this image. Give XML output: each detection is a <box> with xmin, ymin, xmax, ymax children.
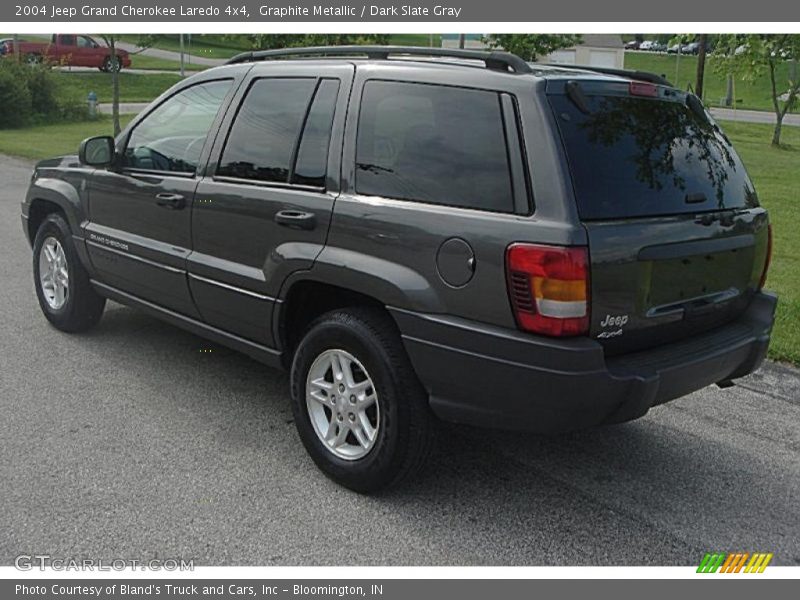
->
<box><xmin>227</xmin><ymin>34</ymin><xmax>391</xmax><ymax>51</ymax></box>
<box><xmin>98</xmin><ymin>35</ymin><xmax>122</xmax><ymax>136</ymax></box>
<box><xmin>714</xmin><ymin>34</ymin><xmax>800</xmax><ymax>146</ymax></box>
<box><xmin>481</xmin><ymin>34</ymin><xmax>582</xmax><ymax>61</ymax></box>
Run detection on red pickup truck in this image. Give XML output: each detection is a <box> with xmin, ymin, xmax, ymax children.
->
<box><xmin>2</xmin><ymin>34</ymin><xmax>131</xmax><ymax>72</ymax></box>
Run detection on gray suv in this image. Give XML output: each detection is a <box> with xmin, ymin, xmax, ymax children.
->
<box><xmin>21</xmin><ymin>47</ymin><xmax>776</xmax><ymax>492</ymax></box>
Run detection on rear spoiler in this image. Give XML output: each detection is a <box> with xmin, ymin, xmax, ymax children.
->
<box><xmin>540</xmin><ymin>64</ymin><xmax>672</xmax><ymax>87</ymax></box>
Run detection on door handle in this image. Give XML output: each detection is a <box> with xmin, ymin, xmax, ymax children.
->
<box><xmin>274</xmin><ymin>209</ymin><xmax>316</xmax><ymax>230</ymax></box>
<box><xmin>155</xmin><ymin>193</ymin><xmax>185</xmax><ymax>210</ymax></box>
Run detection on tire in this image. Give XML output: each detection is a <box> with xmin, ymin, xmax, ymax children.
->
<box><xmin>102</xmin><ymin>56</ymin><xmax>121</xmax><ymax>73</ymax></box>
<box><xmin>26</xmin><ymin>53</ymin><xmax>42</xmax><ymax>65</ymax></box>
<box><xmin>32</xmin><ymin>213</ymin><xmax>105</xmax><ymax>333</ymax></box>
<box><xmin>290</xmin><ymin>307</ymin><xmax>435</xmax><ymax>493</ymax></box>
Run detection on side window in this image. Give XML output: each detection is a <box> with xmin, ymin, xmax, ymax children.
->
<box><xmin>293</xmin><ymin>79</ymin><xmax>340</xmax><ymax>187</ymax></box>
<box><xmin>356</xmin><ymin>81</ymin><xmax>516</xmax><ymax>213</ymax></box>
<box><xmin>77</xmin><ymin>36</ymin><xmax>95</xmax><ymax>48</ymax></box>
<box><xmin>124</xmin><ymin>80</ymin><xmax>232</xmax><ymax>174</ymax></box>
<box><xmin>59</xmin><ymin>35</ymin><xmax>76</xmax><ymax>46</ymax></box>
<box><xmin>217</xmin><ymin>77</ymin><xmax>339</xmax><ymax>187</ymax></box>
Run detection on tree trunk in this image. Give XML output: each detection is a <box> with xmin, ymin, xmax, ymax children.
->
<box><xmin>695</xmin><ymin>34</ymin><xmax>707</xmax><ymax>99</ymax></box>
<box><xmin>458</xmin><ymin>34</ymin><xmax>465</xmax><ymax>49</ymax></box>
<box><xmin>110</xmin><ymin>37</ymin><xmax>120</xmax><ymax>137</ymax></box>
<box><xmin>771</xmin><ymin>117</ymin><xmax>783</xmax><ymax>146</ymax></box>
<box><xmin>767</xmin><ymin>59</ymin><xmax>783</xmax><ymax>147</ymax></box>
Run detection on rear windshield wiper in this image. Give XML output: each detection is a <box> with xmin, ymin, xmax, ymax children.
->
<box><xmin>565</xmin><ymin>80</ymin><xmax>591</xmax><ymax>115</ymax></box>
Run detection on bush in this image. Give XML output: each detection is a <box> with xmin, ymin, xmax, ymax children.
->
<box><xmin>0</xmin><ymin>61</ymin><xmax>33</xmax><ymax>127</ymax></box>
<box><xmin>0</xmin><ymin>59</ymin><xmax>86</xmax><ymax>128</ymax></box>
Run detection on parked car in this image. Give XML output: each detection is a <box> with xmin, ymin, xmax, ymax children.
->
<box><xmin>624</xmin><ymin>40</ymin><xmax>641</xmax><ymax>50</ymax></box>
<box><xmin>650</xmin><ymin>42</ymin><xmax>668</xmax><ymax>52</ymax></box>
<box><xmin>0</xmin><ymin>37</ymin><xmax>23</xmax><ymax>55</ymax></box>
<box><xmin>639</xmin><ymin>40</ymin><xmax>656</xmax><ymax>51</ymax></box>
<box><xmin>667</xmin><ymin>43</ymin><xmax>682</xmax><ymax>54</ymax></box>
<box><xmin>21</xmin><ymin>47</ymin><xmax>776</xmax><ymax>492</ymax></box>
<box><xmin>682</xmin><ymin>42</ymin><xmax>701</xmax><ymax>55</ymax></box>
<box><xmin>3</xmin><ymin>34</ymin><xmax>130</xmax><ymax>71</ymax></box>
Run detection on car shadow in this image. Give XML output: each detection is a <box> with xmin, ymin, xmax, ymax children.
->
<box><xmin>78</xmin><ymin>303</ymin><xmax>791</xmax><ymax>565</ymax></box>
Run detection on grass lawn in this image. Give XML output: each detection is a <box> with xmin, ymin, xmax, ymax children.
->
<box><xmin>120</xmin><ymin>34</ymin><xmax>443</xmax><ymax>60</ymax></box>
<box><xmin>0</xmin><ymin>118</ymin><xmax>797</xmax><ymax>364</ymax></box>
<box><xmin>54</xmin><ymin>71</ymin><xmax>182</xmax><ymax>103</ymax></box>
<box><xmin>0</xmin><ymin>116</ymin><xmax>135</xmax><ymax>160</ymax></box>
<box><xmin>718</xmin><ymin>120</ymin><xmax>800</xmax><ymax>365</ymax></box>
<box><xmin>625</xmin><ymin>52</ymin><xmax>799</xmax><ymax>113</ymax></box>
<box><xmin>118</xmin><ymin>34</ymin><xmax>248</xmax><ymax>59</ymax></box>
<box><xmin>129</xmin><ymin>54</ymin><xmax>206</xmax><ymax>72</ymax></box>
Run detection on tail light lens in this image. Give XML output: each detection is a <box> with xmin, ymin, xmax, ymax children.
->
<box><xmin>506</xmin><ymin>243</ymin><xmax>590</xmax><ymax>337</ymax></box>
<box><xmin>759</xmin><ymin>224</ymin><xmax>773</xmax><ymax>289</ymax></box>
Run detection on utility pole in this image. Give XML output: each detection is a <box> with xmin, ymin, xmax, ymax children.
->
<box><xmin>179</xmin><ymin>34</ymin><xmax>185</xmax><ymax>77</ymax></box>
<box><xmin>458</xmin><ymin>34</ymin><xmax>465</xmax><ymax>49</ymax></box>
<box><xmin>695</xmin><ymin>34</ymin><xmax>707</xmax><ymax>100</ymax></box>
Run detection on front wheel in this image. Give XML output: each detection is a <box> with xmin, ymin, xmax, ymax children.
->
<box><xmin>32</xmin><ymin>213</ymin><xmax>105</xmax><ymax>332</ymax></box>
<box><xmin>290</xmin><ymin>308</ymin><xmax>435</xmax><ymax>493</ymax></box>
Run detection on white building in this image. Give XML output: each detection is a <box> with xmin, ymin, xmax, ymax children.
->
<box><xmin>442</xmin><ymin>34</ymin><xmax>625</xmax><ymax>69</ymax></box>
<box><xmin>540</xmin><ymin>34</ymin><xmax>625</xmax><ymax>69</ymax></box>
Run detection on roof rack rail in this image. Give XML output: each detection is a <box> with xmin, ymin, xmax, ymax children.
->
<box><xmin>225</xmin><ymin>45</ymin><xmax>533</xmax><ymax>74</ymax></box>
<box><xmin>541</xmin><ymin>64</ymin><xmax>672</xmax><ymax>87</ymax></box>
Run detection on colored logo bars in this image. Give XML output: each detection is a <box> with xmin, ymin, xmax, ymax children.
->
<box><xmin>697</xmin><ymin>552</ymin><xmax>774</xmax><ymax>573</ymax></box>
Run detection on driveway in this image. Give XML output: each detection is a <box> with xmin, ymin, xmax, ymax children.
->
<box><xmin>1</xmin><ymin>154</ymin><xmax>798</xmax><ymax>566</ymax></box>
<box><xmin>710</xmin><ymin>107</ymin><xmax>800</xmax><ymax>127</ymax></box>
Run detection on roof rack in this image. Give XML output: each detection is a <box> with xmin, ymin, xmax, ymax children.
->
<box><xmin>541</xmin><ymin>64</ymin><xmax>672</xmax><ymax>87</ymax></box>
<box><xmin>225</xmin><ymin>45</ymin><xmax>533</xmax><ymax>74</ymax></box>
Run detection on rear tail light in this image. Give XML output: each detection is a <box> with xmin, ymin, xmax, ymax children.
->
<box><xmin>759</xmin><ymin>224</ymin><xmax>773</xmax><ymax>289</ymax></box>
<box><xmin>506</xmin><ymin>243</ymin><xmax>590</xmax><ymax>337</ymax></box>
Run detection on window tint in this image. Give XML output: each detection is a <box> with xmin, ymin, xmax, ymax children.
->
<box><xmin>60</xmin><ymin>35</ymin><xmax>75</xmax><ymax>46</ymax></box>
<box><xmin>356</xmin><ymin>81</ymin><xmax>515</xmax><ymax>212</ymax></box>
<box><xmin>77</xmin><ymin>36</ymin><xmax>95</xmax><ymax>48</ymax></box>
<box><xmin>293</xmin><ymin>79</ymin><xmax>340</xmax><ymax>187</ymax></box>
<box><xmin>217</xmin><ymin>78</ymin><xmax>317</xmax><ymax>184</ymax></box>
<box><xmin>549</xmin><ymin>93</ymin><xmax>759</xmax><ymax>220</ymax></box>
<box><xmin>125</xmin><ymin>80</ymin><xmax>232</xmax><ymax>174</ymax></box>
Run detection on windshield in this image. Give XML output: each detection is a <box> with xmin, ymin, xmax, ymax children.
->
<box><xmin>548</xmin><ymin>92</ymin><xmax>759</xmax><ymax>220</ymax></box>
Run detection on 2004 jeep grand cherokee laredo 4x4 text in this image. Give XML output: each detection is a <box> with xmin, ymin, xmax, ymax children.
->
<box><xmin>21</xmin><ymin>47</ymin><xmax>776</xmax><ymax>492</ymax></box>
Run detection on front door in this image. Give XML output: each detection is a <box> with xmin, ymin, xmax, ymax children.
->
<box><xmin>189</xmin><ymin>64</ymin><xmax>353</xmax><ymax>345</ymax></box>
<box><xmin>85</xmin><ymin>78</ymin><xmax>235</xmax><ymax>318</ymax></box>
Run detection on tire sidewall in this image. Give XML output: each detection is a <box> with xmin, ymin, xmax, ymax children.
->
<box><xmin>290</xmin><ymin>315</ymin><xmax>410</xmax><ymax>491</ymax></box>
<box><xmin>32</xmin><ymin>215</ymin><xmax>80</xmax><ymax>326</ymax></box>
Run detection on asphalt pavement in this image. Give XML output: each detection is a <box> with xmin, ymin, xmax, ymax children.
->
<box><xmin>1</xmin><ymin>155</ymin><xmax>798</xmax><ymax>566</ymax></box>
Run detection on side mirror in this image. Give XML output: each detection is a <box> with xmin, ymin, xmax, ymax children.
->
<box><xmin>79</xmin><ymin>135</ymin><xmax>115</xmax><ymax>167</ymax></box>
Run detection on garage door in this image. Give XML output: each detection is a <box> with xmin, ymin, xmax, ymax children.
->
<box><xmin>549</xmin><ymin>50</ymin><xmax>577</xmax><ymax>64</ymax></box>
<box><xmin>588</xmin><ymin>50</ymin><xmax>619</xmax><ymax>68</ymax></box>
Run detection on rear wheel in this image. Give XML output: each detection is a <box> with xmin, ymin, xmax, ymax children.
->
<box><xmin>32</xmin><ymin>213</ymin><xmax>105</xmax><ymax>332</ymax></box>
<box><xmin>102</xmin><ymin>55</ymin><xmax>121</xmax><ymax>73</ymax></box>
<box><xmin>25</xmin><ymin>53</ymin><xmax>42</xmax><ymax>65</ymax></box>
<box><xmin>290</xmin><ymin>308</ymin><xmax>435</xmax><ymax>493</ymax></box>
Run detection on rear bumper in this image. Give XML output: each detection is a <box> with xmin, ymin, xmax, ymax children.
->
<box><xmin>390</xmin><ymin>291</ymin><xmax>777</xmax><ymax>433</ymax></box>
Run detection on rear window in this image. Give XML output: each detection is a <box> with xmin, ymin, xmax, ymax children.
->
<box><xmin>549</xmin><ymin>93</ymin><xmax>758</xmax><ymax>220</ymax></box>
<box><xmin>356</xmin><ymin>81</ymin><xmax>516</xmax><ymax>213</ymax></box>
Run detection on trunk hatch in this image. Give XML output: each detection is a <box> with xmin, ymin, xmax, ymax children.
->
<box><xmin>547</xmin><ymin>79</ymin><xmax>770</xmax><ymax>354</ymax></box>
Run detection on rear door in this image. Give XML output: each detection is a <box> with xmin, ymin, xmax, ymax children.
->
<box><xmin>188</xmin><ymin>63</ymin><xmax>352</xmax><ymax>345</ymax></box>
<box><xmin>547</xmin><ymin>80</ymin><xmax>770</xmax><ymax>354</ymax></box>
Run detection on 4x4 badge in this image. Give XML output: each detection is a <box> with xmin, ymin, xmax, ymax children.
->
<box><xmin>597</xmin><ymin>314</ymin><xmax>629</xmax><ymax>338</ymax></box>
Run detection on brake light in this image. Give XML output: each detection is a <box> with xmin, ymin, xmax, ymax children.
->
<box><xmin>506</xmin><ymin>244</ymin><xmax>590</xmax><ymax>337</ymax></box>
<box><xmin>629</xmin><ymin>81</ymin><xmax>659</xmax><ymax>97</ymax></box>
<box><xmin>759</xmin><ymin>224</ymin><xmax>773</xmax><ymax>289</ymax></box>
